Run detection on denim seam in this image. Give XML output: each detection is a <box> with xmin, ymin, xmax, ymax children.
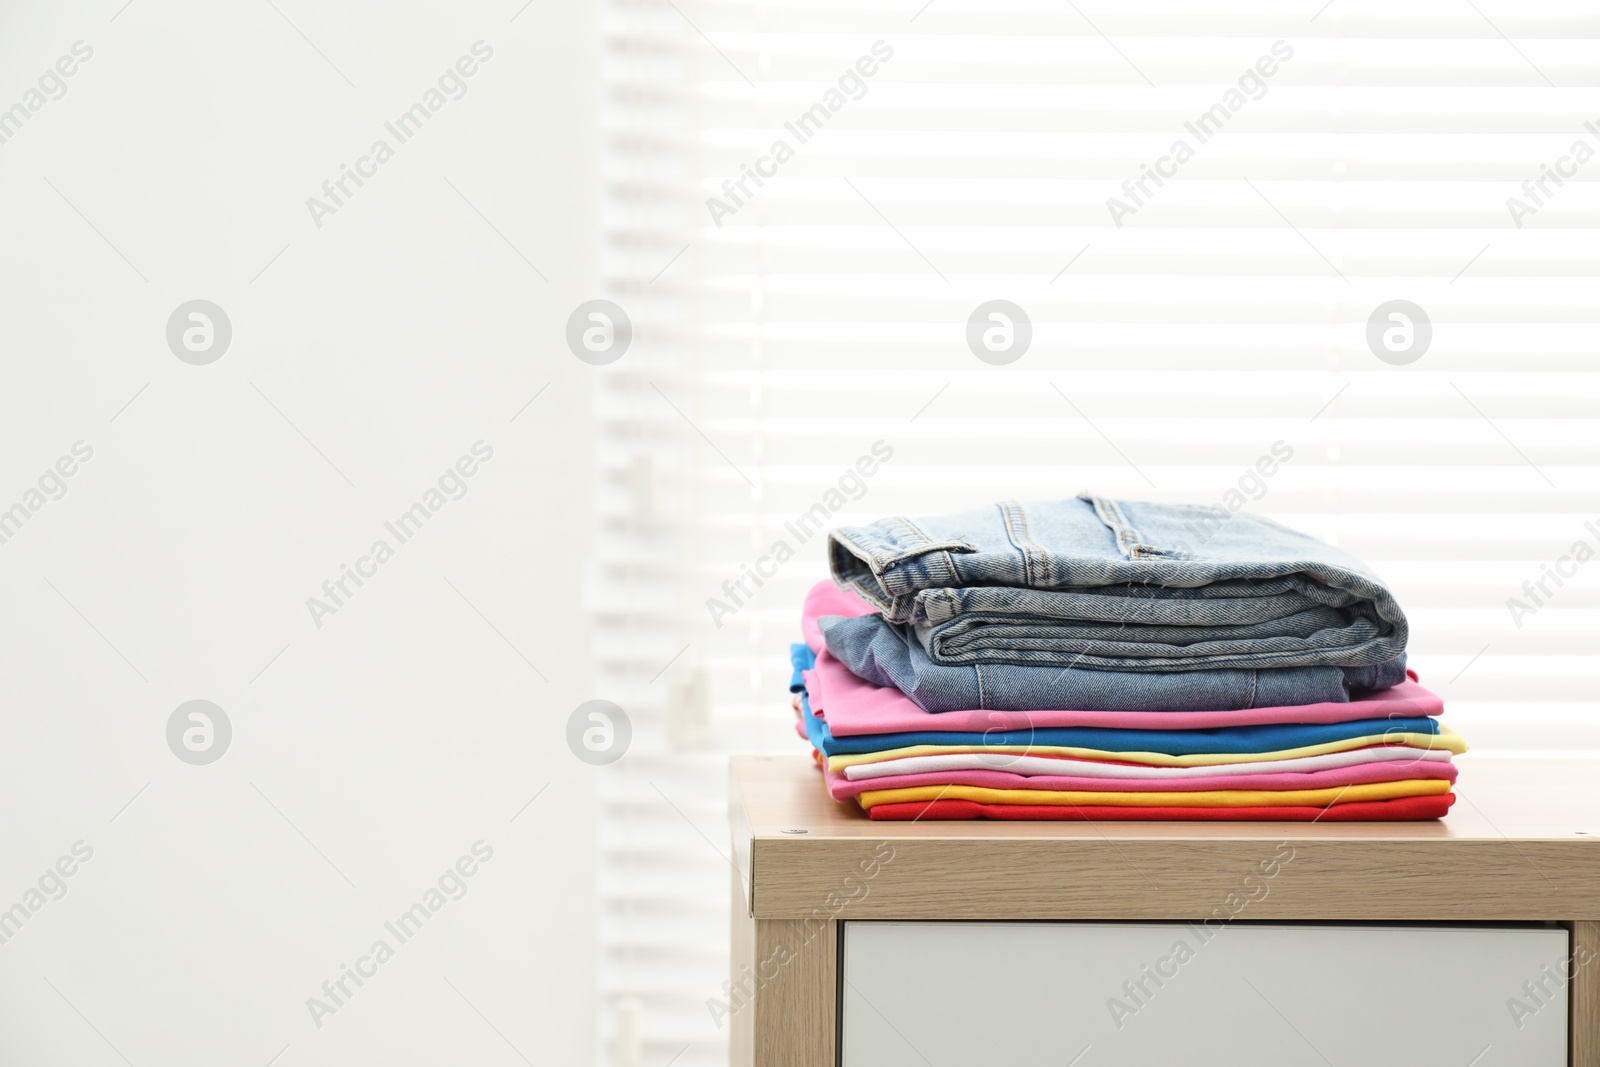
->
<box><xmin>974</xmin><ymin>662</ymin><xmax>988</xmax><ymax>709</ymax></box>
<box><xmin>881</xmin><ymin>516</ymin><xmax>926</xmax><ymax>563</ymax></box>
<box><xmin>1095</xmin><ymin>497</ymin><xmax>1178</xmax><ymax>560</ymax></box>
<box><xmin>1004</xmin><ymin>502</ymin><xmax>1043</xmax><ymax>585</ymax></box>
<box><xmin>1015</xmin><ymin>502</ymin><xmax>1048</xmax><ymax>585</ymax></box>
<box><xmin>998</xmin><ymin>502</ymin><xmax>1025</xmax><ymax>584</ymax></box>
<box><xmin>899</xmin><ymin>514</ymin><xmax>958</xmax><ymax>587</ymax></box>
<box><xmin>998</xmin><ymin>500</ymin><xmax>1040</xmax><ymax>586</ymax></box>
<box><xmin>867</xmin><ymin>517</ymin><xmax>927</xmax><ymax>601</ymax></box>
<box><xmin>1087</xmin><ymin>494</ymin><xmax>1141</xmax><ymax>560</ymax></box>
<box><xmin>1245</xmin><ymin>670</ymin><xmax>1258</xmax><ymax>708</ymax></box>
<box><xmin>1112</xmin><ymin>499</ymin><xmax>1158</xmax><ymax>560</ymax></box>
<box><xmin>898</xmin><ymin>514</ymin><xmax>933</xmax><ymax>545</ymax></box>
<box><xmin>831</xmin><ymin>531</ymin><xmax>892</xmax><ymax>589</ymax></box>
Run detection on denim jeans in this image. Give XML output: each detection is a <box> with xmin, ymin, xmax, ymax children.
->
<box><xmin>827</xmin><ymin>495</ymin><xmax>1409</xmax><ymax>675</ymax></box>
<box><xmin>819</xmin><ymin>612</ymin><xmax>1408</xmax><ymax>712</ymax></box>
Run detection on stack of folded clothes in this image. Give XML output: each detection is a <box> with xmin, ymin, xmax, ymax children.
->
<box><xmin>788</xmin><ymin>495</ymin><xmax>1465</xmax><ymax>821</ymax></box>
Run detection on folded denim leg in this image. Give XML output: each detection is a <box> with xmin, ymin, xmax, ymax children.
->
<box><xmin>820</xmin><ymin>612</ymin><xmax>1409</xmax><ymax>713</ymax></box>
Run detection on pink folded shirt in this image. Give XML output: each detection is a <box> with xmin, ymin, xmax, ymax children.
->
<box><xmin>800</xmin><ymin>580</ymin><xmax>1445</xmax><ymax>736</ymax></box>
<box><xmin>822</xmin><ymin>758</ymin><xmax>1458</xmax><ymax>802</ymax></box>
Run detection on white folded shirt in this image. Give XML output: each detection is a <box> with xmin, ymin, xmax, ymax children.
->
<box><xmin>840</xmin><ymin>745</ymin><xmax>1453</xmax><ymax>781</ymax></box>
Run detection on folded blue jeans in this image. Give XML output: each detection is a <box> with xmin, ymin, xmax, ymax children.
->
<box><xmin>795</xmin><ymin>662</ymin><xmax>1438</xmax><ymax>757</ymax></box>
<box><xmin>827</xmin><ymin>495</ymin><xmax>1408</xmax><ymax>678</ymax></box>
<box><xmin>820</xmin><ymin>612</ymin><xmax>1407</xmax><ymax>712</ymax></box>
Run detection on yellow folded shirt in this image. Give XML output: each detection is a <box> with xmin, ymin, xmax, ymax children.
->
<box><xmin>827</xmin><ymin>727</ymin><xmax>1467</xmax><ymax>775</ymax></box>
<box><xmin>853</xmin><ymin>778</ymin><xmax>1452</xmax><ymax>810</ymax></box>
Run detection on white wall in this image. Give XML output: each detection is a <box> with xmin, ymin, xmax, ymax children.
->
<box><xmin>0</xmin><ymin>2</ymin><xmax>600</xmax><ymax>1063</ymax></box>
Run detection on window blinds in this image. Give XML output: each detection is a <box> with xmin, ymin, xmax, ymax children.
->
<box><xmin>595</xmin><ymin>2</ymin><xmax>1600</xmax><ymax>1063</ymax></box>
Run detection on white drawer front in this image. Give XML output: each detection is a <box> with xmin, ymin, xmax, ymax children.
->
<box><xmin>842</xmin><ymin>921</ymin><xmax>1570</xmax><ymax>1067</ymax></box>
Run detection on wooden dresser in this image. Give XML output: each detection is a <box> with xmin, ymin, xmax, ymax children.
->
<box><xmin>728</xmin><ymin>755</ymin><xmax>1600</xmax><ymax>1066</ymax></box>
